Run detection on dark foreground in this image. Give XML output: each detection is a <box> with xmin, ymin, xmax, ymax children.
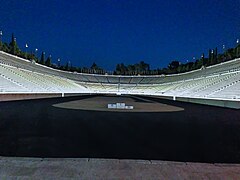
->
<box><xmin>0</xmin><ymin>95</ymin><xmax>240</xmax><ymax>163</ymax></box>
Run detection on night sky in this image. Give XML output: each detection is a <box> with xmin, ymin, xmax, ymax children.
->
<box><xmin>0</xmin><ymin>0</ymin><xmax>239</xmax><ymax>70</ymax></box>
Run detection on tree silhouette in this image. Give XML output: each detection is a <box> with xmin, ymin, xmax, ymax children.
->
<box><xmin>40</xmin><ymin>52</ymin><xmax>45</xmax><ymax>65</ymax></box>
<box><xmin>9</xmin><ymin>33</ymin><xmax>20</xmax><ymax>55</ymax></box>
<box><xmin>45</xmin><ymin>55</ymin><xmax>51</xmax><ymax>66</ymax></box>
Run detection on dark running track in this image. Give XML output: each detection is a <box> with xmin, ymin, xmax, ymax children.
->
<box><xmin>0</xmin><ymin>95</ymin><xmax>240</xmax><ymax>163</ymax></box>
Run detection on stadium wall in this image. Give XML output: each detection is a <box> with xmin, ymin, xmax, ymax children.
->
<box><xmin>141</xmin><ymin>95</ymin><xmax>240</xmax><ymax>109</ymax></box>
<box><xmin>0</xmin><ymin>93</ymin><xmax>62</xmax><ymax>102</ymax></box>
<box><xmin>0</xmin><ymin>93</ymin><xmax>90</xmax><ymax>102</ymax></box>
<box><xmin>176</xmin><ymin>96</ymin><xmax>240</xmax><ymax>109</ymax></box>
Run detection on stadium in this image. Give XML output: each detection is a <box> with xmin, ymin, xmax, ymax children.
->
<box><xmin>1</xmin><ymin>49</ymin><xmax>240</xmax><ymax>163</ymax></box>
<box><xmin>1</xmin><ymin>0</ymin><xmax>240</xmax><ymax>177</ymax></box>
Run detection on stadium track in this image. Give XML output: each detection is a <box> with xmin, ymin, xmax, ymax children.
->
<box><xmin>0</xmin><ymin>95</ymin><xmax>240</xmax><ymax>163</ymax></box>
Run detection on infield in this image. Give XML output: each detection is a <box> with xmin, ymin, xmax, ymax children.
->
<box><xmin>52</xmin><ymin>95</ymin><xmax>184</xmax><ymax>112</ymax></box>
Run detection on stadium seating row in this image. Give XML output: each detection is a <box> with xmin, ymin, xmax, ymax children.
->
<box><xmin>0</xmin><ymin>51</ymin><xmax>240</xmax><ymax>101</ymax></box>
<box><xmin>0</xmin><ymin>63</ymin><xmax>87</xmax><ymax>93</ymax></box>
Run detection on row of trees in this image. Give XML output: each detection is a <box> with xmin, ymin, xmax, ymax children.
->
<box><xmin>0</xmin><ymin>33</ymin><xmax>42</xmax><ymax>63</ymax></box>
<box><xmin>114</xmin><ymin>61</ymin><xmax>150</xmax><ymax>75</ymax></box>
<box><xmin>163</xmin><ymin>45</ymin><xmax>240</xmax><ymax>75</ymax></box>
<box><xmin>0</xmin><ymin>33</ymin><xmax>109</xmax><ymax>74</ymax></box>
<box><xmin>0</xmin><ymin>33</ymin><xmax>239</xmax><ymax>75</ymax></box>
<box><xmin>113</xmin><ymin>44</ymin><xmax>240</xmax><ymax>75</ymax></box>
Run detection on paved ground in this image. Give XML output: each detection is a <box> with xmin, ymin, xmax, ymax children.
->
<box><xmin>0</xmin><ymin>157</ymin><xmax>240</xmax><ymax>179</ymax></box>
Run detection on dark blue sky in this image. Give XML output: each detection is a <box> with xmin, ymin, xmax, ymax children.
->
<box><xmin>0</xmin><ymin>0</ymin><xmax>239</xmax><ymax>70</ymax></box>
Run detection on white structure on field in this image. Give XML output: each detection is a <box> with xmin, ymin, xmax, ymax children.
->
<box><xmin>108</xmin><ymin>103</ymin><xmax>134</xmax><ymax>109</ymax></box>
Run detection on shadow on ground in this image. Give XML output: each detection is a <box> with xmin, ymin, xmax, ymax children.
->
<box><xmin>0</xmin><ymin>95</ymin><xmax>240</xmax><ymax>163</ymax></box>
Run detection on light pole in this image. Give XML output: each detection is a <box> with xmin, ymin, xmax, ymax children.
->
<box><xmin>42</xmin><ymin>52</ymin><xmax>45</xmax><ymax>64</ymax></box>
<box><xmin>57</xmin><ymin>58</ymin><xmax>60</xmax><ymax>67</ymax></box>
<box><xmin>237</xmin><ymin>39</ymin><xmax>239</xmax><ymax>57</ymax></box>
<box><xmin>201</xmin><ymin>53</ymin><xmax>204</xmax><ymax>66</ymax></box>
<box><xmin>25</xmin><ymin>43</ymin><xmax>28</xmax><ymax>59</ymax></box>
<box><xmin>222</xmin><ymin>44</ymin><xmax>225</xmax><ymax>61</ymax></box>
<box><xmin>35</xmin><ymin>48</ymin><xmax>38</xmax><ymax>59</ymax></box>
<box><xmin>68</xmin><ymin>60</ymin><xmax>71</xmax><ymax>70</ymax></box>
<box><xmin>0</xmin><ymin>30</ymin><xmax>2</xmax><ymax>50</ymax></box>
<box><xmin>211</xmin><ymin>49</ymin><xmax>214</xmax><ymax>64</ymax></box>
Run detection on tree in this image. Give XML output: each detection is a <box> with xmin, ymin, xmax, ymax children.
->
<box><xmin>90</xmin><ymin>62</ymin><xmax>103</xmax><ymax>73</ymax></box>
<box><xmin>208</xmin><ymin>49</ymin><xmax>212</xmax><ymax>65</ymax></box>
<box><xmin>127</xmin><ymin>64</ymin><xmax>135</xmax><ymax>74</ymax></box>
<box><xmin>9</xmin><ymin>33</ymin><xmax>20</xmax><ymax>55</ymax></box>
<box><xmin>225</xmin><ymin>48</ymin><xmax>235</xmax><ymax>60</ymax></box>
<box><xmin>138</xmin><ymin>61</ymin><xmax>150</xmax><ymax>71</ymax></box>
<box><xmin>235</xmin><ymin>44</ymin><xmax>240</xmax><ymax>58</ymax></box>
<box><xmin>65</xmin><ymin>61</ymin><xmax>69</xmax><ymax>70</ymax></box>
<box><xmin>208</xmin><ymin>48</ymin><xmax>217</xmax><ymax>65</ymax></box>
<box><xmin>201</xmin><ymin>53</ymin><xmax>205</xmax><ymax>66</ymax></box>
<box><xmin>168</xmin><ymin>60</ymin><xmax>180</xmax><ymax>70</ymax></box>
<box><xmin>215</xmin><ymin>47</ymin><xmax>218</xmax><ymax>63</ymax></box>
<box><xmin>116</xmin><ymin>64</ymin><xmax>121</xmax><ymax>74</ymax></box>
<box><xmin>91</xmin><ymin>62</ymin><xmax>97</xmax><ymax>69</ymax></box>
<box><xmin>45</xmin><ymin>55</ymin><xmax>51</xmax><ymax>66</ymax></box>
<box><xmin>120</xmin><ymin>63</ymin><xmax>127</xmax><ymax>74</ymax></box>
<box><xmin>27</xmin><ymin>51</ymin><xmax>35</xmax><ymax>60</ymax></box>
<box><xmin>2</xmin><ymin>42</ymin><xmax>10</xmax><ymax>52</ymax></box>
<box><xmin>177</xmin><ymin>64</ymin><xmax>184</xmax><ymax>73</ymax></box>
<box><xmin>40</xmin><ymin>52</ymin><xmax>45</xmax><ymax>64</ymax></box>
<box><xmin>115</xmin><ymin>63</ymin><xmax>127</xmax><ymax>75</ymax></box>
